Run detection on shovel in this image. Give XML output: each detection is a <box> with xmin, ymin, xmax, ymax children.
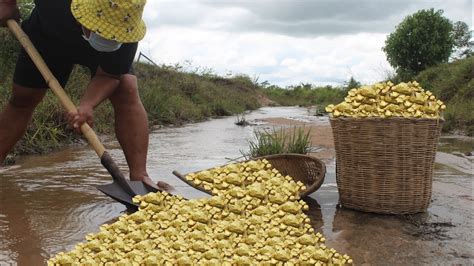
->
<box><xmin>7</xmin><ymin>20</ymin><xmax>158</xmax><ymax>211</ymax></box>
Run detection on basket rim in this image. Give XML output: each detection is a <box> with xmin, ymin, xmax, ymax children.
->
<box><xmin>329</xmin><ymin>116</ymin><xmax>445</xmax><ymax>122</ymax></box>
<box><xmin>173</xmin><ymin>153</ymin><xmax>326</xmax><ymax>198</ymax></box>
<box><xmin>253</xmin><ymin>153</ymin><xmax>326</xmax><ymax>197</ymax></box>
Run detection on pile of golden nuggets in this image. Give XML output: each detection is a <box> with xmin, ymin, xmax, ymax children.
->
<box><xmin>325</xmin><ymin>81</ymin><xmax>445</xmax><ymax>118</ymax></box>
<box><xmin>49</xmin><ymin>159</ymin><xmax>352</xmax><ymax>265</ymax></box>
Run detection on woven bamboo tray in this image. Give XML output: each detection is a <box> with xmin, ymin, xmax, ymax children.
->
<box><xmin>173</xmin><ymin>153</ymin><xmax>326</xmax><ymax>198</ymax></box>
<box><xmin>330</xmin><ymin>117</ymin><xmax>443</xmax><ymax>214</ymax></box>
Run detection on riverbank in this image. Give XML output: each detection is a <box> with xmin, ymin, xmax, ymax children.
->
<box><xmin>1</xmin><ymin>63</ymin><xmax>267</xmax><ymax>161</ymax></box>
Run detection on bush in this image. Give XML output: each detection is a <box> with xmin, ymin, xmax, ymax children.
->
<box><xmin>415</xmin><ymin>57</ymin><xmax>474</xmax><ymax>135</ymax></box>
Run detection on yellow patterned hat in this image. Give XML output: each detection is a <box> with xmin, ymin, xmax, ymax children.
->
<box><xmin>71</xmin><ymin>0</ymin><xmax>147</xmax><ymax>43</ymax></box>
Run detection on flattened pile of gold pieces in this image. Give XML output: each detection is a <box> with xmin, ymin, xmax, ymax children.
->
<box><xmin>326</xmin><ymin>81</ymin><xmax>446</xmax><ymax>118</ymax></box>
<box><xmin>49</xmin><ymin>159</ymin><xmax>352</xmax><ymax>265</ymax></box>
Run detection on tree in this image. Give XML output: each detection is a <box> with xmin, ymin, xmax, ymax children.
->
<box><xmin>451</xmin><ymin>21</ymin><xmax>473</xmax><ymax>59</ymax></box>
<box><xmin>344</xmin><ymin>76</ymin><xmax>361</xmax><ymax>91</ymax></box>
<box><xmin>383</xmin><ymin>9</ymin><xmax>454</xmax><ymax>78</ymax></box>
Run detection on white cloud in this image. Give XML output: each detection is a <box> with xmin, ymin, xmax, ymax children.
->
<box><xmin>139</xmin><ymin>0</ymin><xmax>472</xmax><ymax>87</ymax></box>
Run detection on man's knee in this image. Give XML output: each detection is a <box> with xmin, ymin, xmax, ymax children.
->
<box><xmin>9</xmin><ymin>84</ymin><xmax>46</xmax><ymax>109</ymax></box>
<box><xmin>111</xmin><ymin>75</ymin><xmax>140</xmax><ymax>105</ymax></box>
<box><xmin>118</xmin><ymin>74</ymin><xmax>139</xmax><ymax>97</ymax></box>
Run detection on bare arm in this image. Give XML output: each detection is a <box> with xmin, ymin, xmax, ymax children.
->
<box><xmin>79</xmin><ymin>67</ymin><xmax>120</xmax><ymax>109</ymax></box>
<box><xmin>66</xmin><ymin>67</ymin><xmax>120</xmax><ymax>131</ymax></box>
<box><xmin>0</xmin><ymin>0</ymin><xmax>20</xmax><ymax>27</ymax></box>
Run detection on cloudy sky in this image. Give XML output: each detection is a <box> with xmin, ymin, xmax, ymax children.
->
<box><xmin>139</xmin><ymin>0</ymin><xmax>473</xmax><ymax>87</ymax></box>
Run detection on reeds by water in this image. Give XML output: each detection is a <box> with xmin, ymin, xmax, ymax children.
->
<box><xmin>244</xmin><ymin>126</ymin><xmax>312</xmax><ymax>158</ymax></box>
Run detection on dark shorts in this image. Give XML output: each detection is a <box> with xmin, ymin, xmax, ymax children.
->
<box><xmin>14</xmin><ymin>48</ymin><xmax>91</xmax><ymax>89</ymax></box>
<box><xmin>13</xmin><ymin>22</ymin><xmax>133</xmax><ymax>89</ymax></box>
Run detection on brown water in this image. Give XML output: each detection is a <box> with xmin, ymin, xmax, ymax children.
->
<box><xmin>1</xmin><ymin>107</ymin><xmax>473</xmax><ymax>265</ymax></box>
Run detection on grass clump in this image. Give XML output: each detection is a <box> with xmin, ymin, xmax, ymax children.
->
<box><xmin>234</xmin><ymin>113</ymin><xmax>250</xmax><ymax>126</ymax></box>
<box><xmin>244</xmin><ymin>126</ymin><xmax>312</xmax><ymax>158</ymax></box>
<box><xmin>287</xmin><ymin>126</ymin><xmax>312</xmax><ymax>154</ymax></box>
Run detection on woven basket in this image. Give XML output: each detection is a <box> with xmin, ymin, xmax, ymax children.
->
<box><xmin>173</xmin><ymin>153</ymin><xmax>326</xmax><ymax>198</ymax></box>
<box><xmin>330</xmin><ymin>117</ymin><xmax>443</xmax><ymax>214</ymax></box>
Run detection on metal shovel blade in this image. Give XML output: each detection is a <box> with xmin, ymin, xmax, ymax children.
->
<box><xmin>96</xmin><ymin>181</ymin><xmax>159</xmax><ymax>212</ymax></box>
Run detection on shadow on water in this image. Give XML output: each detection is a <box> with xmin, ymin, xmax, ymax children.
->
<box><xmin>0</xmin><ymin>148</ymin><xmax>129</xmax><ymax>264</ymax></box>
<box><xmin>0</xmin><ymin>178</ymin><xmax>46</xmax><ymax>264</ymax></box>
<box><xmin>303</xmin><ymin>196</ymin><xmax>324</xmax><ymax>232</ymax></box>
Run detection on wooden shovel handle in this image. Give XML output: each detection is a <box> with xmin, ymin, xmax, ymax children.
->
<box><xmin>7</xmin><ymin>20</ymin><xmax>106</xmax><ymax>158</ymax></box>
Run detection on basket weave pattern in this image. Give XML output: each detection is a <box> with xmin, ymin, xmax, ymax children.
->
<box><xmin>330</xmin><ymin>117</ymin><xmax>443</xmax><ymax>214</ymax></box>
<box><xmin>254</xmin><ymin>154</ymin><xmax>326</xmax><ymax>197</ymax></box>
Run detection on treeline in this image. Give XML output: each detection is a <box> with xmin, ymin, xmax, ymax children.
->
<box><xmin>261</xmin><ymin>76</ymin><xmax>361</xmax><ymax>111</ymax></box>
<box><xmin>262</xmin><ymin>84</ymin><xmax>345</xmax><ymax>108</ymax></box>
<box><xmin>260</xmin><ymin>57</ymin><xmax>473</xmax><ymax>136</ymax></box>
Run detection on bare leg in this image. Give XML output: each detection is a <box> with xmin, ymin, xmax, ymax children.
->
<box><xmin>0</xmin><ymin>84</ymin><xmax>46</xmax><ymax>164</ymax></box>
<box><xmin>109</xmin><ymin>75</ymin><xmax>172</xmax><ymax>191</ymax></box>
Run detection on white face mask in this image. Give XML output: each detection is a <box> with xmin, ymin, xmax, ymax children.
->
<box><xmin>82</xmin><ymin>28</ymin><xmax>122</xmax><ymax>52</ymax></box>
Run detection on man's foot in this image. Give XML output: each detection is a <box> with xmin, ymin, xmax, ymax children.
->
<box><xmin>140</xmin><ymin>176</ymin><xmax>174</xmax><ymax>192</ymax></box>
<box><xmin>156</xmin><ymin>181</ymin><xmax>174</xmax><ymax>192</ymax></box>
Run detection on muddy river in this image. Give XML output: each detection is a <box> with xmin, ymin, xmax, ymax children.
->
<box><xmin>0</xmin><ymin>107</ymin><xmax>472</xmax><ymax>265</ymax></box>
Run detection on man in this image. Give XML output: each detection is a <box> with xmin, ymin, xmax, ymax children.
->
<box><xmin>0</xmin><ymin>0</ymin><xmax>169</xmax><ymax>190</ymax></box>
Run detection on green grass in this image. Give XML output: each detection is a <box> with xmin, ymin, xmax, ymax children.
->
<box><xmin>414</xmin><ymin>57</ymin><xmax>474</xmax><ymax>135</ymax></box>
<box><xmin>286</xmin><ymin>126</ymin><xmax>312</xmax><ymax>154</ymax></box>
<box><xmin>234</xmin><ymin>113</ymin><xmax>249</xmax><ymax>126</ymax></box>
<box><xmin>136</xmin><ymin>63</ymin><xmax>260</xmax><ymax>124</ymax></box>
<box><xmin>244</xmin><ymin>127</ymin><xmax>312</xmax><ymax>158</ymax></box>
